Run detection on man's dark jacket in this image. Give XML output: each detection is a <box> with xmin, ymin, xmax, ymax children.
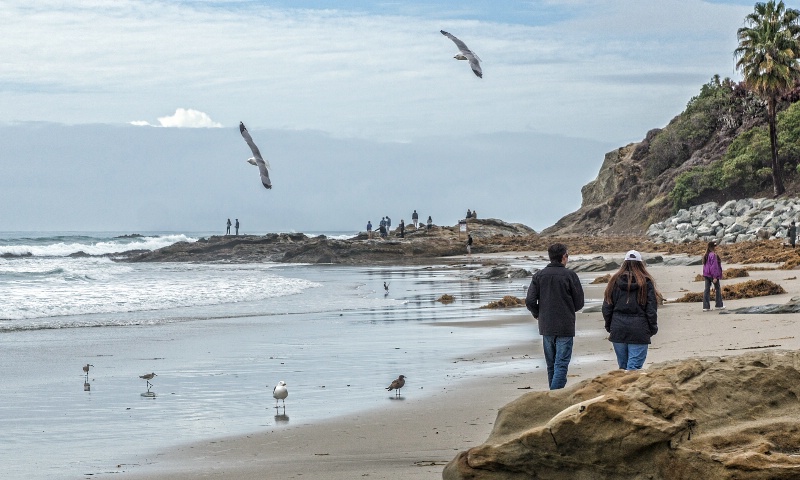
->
<box><xmin>525</xmin><ymin>262</ymin><xmax>585</xmax><ymax>336</ymax></box>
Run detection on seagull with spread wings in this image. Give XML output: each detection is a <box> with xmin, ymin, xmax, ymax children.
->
<box><xmin>239</xmin><ymin>121</ymin><xmax>272</xmax><ymax>190</ymax></box>
<box><xmin>440</xmin><ymin>30</ymin><xmax>482</xmax><ymax>78</ymax></box>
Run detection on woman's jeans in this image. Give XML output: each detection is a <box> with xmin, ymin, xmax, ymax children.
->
<box><xmin>613</xmin><ymin>342</ymin><xmax>648</xmax><ymax>370</ymax></box>
<box><xmin>703</xmin><ymin>276</ymin><xmax>723</xmax><ymax>309</ymax></box>
<box><xmin>542</xmin><ymin>335</ymin><xmax>573</xmax><ymax>390</ymax></box>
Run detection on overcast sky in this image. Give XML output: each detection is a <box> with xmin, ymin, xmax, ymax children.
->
<box><xmin>0</xmin><ymin>0</ymin><xmax>757</xmax><ymax>233</ymax></box>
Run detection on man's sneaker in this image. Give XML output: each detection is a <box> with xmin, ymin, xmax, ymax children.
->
<box><xmin>702</xmin><ymin>308</ymin><xmax>711</xmax><ymax>312</ymax></box>
<box><xmin>716</xmin><ymin>306</ymin><xmax>725</xmax><ymax>310</ymax></box>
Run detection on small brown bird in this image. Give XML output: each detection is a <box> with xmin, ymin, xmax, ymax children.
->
<box><xmin>82</xmin><ymin>364</ymin><xmax>94</xmax><ymax>374</ymax></box>
<box><xmin>140</xmin><ymin>372</ymin><xmax>157</xmax><ymax>391</ymax></box>
<box><xmin>386</xmin><ymin>375</ymin><xmax>406</xmax><ymax>395</ymax></box>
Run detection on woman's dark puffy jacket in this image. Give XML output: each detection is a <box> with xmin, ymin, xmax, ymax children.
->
<box><xmin>602</xmin><ymin>274</ymin><xmax>658</xmax><ymax>344</ymax></box>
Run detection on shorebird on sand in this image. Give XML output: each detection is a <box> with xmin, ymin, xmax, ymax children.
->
<box><xmin>386</xmin><ymin>375</ymin><xmax>406</xmax><ymax>396</ymax></box>
<box><xmin>272</xmin><ymin>381</ymin><xmax>288</xmax><ymax>407</ymax></box>
<box><xmin>140</xmin><ymin>372</ymin><xmax>157</xmax><ymax>391</ymax></box>
<box><xmin>83</xmin><ymin>364</ymin><xmax>94</xmax><ymax>374</ymax></box>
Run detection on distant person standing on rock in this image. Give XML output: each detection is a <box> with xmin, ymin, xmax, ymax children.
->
<box><xmin>367</xmin><ymin>220</ymin><xmax>373</xmax><ymax>239</ymax></box>
<box><xmin>226</xmin><ymin>218</ymin><xmax>231</xmax><ymax>235</ymax></box>
<box><xmin>789</xmin><ymin>221</ymin><xmax>797</xmax><ymax>248</ymax></box>
<box><xmin>235</xmin><ymin>219</ymin><xmax>240</xmax><ymax>236</ymax></box>
<box><xmin>702</xmin><ymin>241</ymin><xmax>724</xmax><ymax>312</ymax></box>
<box><xmin>525</xmin><ymin>243</ymin><xmax>585</xmax><ymax>390</ymax></box>
<box><xmin>386</xmin><ymin>216</ymin><xmax>391</xmax><ymax>234</ymax></box>
<box><xmin>426</xmin><ymin>216</ymin><xmax>433</xmax><ymax>232</ymax></box>
<box><xmin>412</xmin><ymin>210</ymin><xmax>419</xmax><ymax>229</ymax></box>
<box><xmin>467</xmin><ymin>234</ymin><xmax>473</xmax><ymax>255</ymax></box>
<box><xmin>399</xmin><ymin>219</ymin><xmax>405</xmax><ymax>238</ymax></box>
<box><xmin>602</xmin><ymin>250</ymin><xmax>659</xmax><ymax>370</ymax></box>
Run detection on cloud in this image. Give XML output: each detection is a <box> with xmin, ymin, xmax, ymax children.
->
<box><xmin>1</xmin><ymin>0</ymin><xmax>755</xmax><ymax>145</ymax></box>
<box><xmin>131</xmin><ymin>108</ymin><xmax>222</xmax><ymax>128</ymax></box>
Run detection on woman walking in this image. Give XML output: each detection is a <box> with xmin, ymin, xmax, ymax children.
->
<box><xmin>602</xmin><ymin>250</ymin><xmax>659</xmax><ymax>371</ymax></box>
<box><xmin>702</xmin><ymin>241</ymin><xmax>724</xmax><ymax>311</ymax></box>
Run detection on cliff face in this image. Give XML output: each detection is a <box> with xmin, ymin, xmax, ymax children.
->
<box><xmin>543</xmin><ymin>79</ymin><xmax>771</xmax><ymax>236</ymax></box>
<box><xmin>543</xmin><ymin>128</ymin><xmax>743</xmax><ymax>236</ymax></box>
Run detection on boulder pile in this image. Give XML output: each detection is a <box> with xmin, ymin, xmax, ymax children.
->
<box><xmin>647</xmin><ymin>197</ymin><xmax>800</xmax><ymax>244</ymax></box>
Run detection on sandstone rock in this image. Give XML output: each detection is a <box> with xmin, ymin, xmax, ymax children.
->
<box><xmin>443</xmin><ymin>351</ymin><xmax>800</xmax><ymax>480</ymax></box>
<box><xmin>468</xmin><ymin>265</ymin><xmax>532</xmax><ymax>280</ymax></box>
<box><xmin>569</xmin><ymin>257</ymin><xmax>620</xmax><ymax>273</ymax></box>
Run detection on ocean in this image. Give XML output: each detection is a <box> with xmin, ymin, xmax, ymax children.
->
<box><xmin>0</xmin><ymin>231</ymin><xmax>551</xmax><ymax>479</ymax></box>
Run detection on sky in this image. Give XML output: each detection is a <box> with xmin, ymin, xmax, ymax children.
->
<box><xmin>0</xmin><ymin>0</ymin><xmax>759</xmax><ymax>233</ymax></box>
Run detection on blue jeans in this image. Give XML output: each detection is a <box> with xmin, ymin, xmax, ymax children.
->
<box><xmin>703</xmin><ymin>276</ymin><xmax>723</xmax><ymax>310</ymax></box>
<box><xmin>542</xmin><ymin>335</ymin><xmax>573</xmax><ymax>390</ymax></box>
<box><xmin>613</xmin><ymin>342</ymin><xmax>649</xmax><ymax>370</ymax></box>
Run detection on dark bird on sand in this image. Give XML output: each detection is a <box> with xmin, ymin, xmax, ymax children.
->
<box><xmin>139</xmin><ymin>372</ymin><xmax>157</xmax><ymax>381</ymax></box>
<box><xmin>239</xmin><ymin>121</ymin><xmax>272</xmax><ymax>190</ymax></box>
<box><xmin>440</xmin><ymin>30</ymin><xmax>482</xmax><ymax>78</ymax></box>
<box><xmin>386</xmin><ymin>375</ymin><xmax>406</xmax><ymax>395</ymax></box>
<box><xmin>83</xmin><ymin>364</ymin><xmax>94</xmax><ymax>374</ymax></box>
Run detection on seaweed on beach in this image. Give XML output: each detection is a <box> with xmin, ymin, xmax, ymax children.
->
<box><xmin>693</xmin><ymin>268</ymin><xmax>749</xmax><ymax>282</ymax></box>
<box><xmin>481</xmin><ymin>296</ymin><xmax>525</xmax><ymax>309</ymax></box>
<box><xmin>591</xmin><ymin>274</ymin><xmax>611</xmax><ymax>284</ymax></box>
<box><xmin>437</xmin><ymin>294</ymin><xmax>455</xmax><ymax>304</ymax></box>
<box><xmin>674</xmin><ymin>279</ymin><xmax>786</xmax><ymax>302</ymax></box>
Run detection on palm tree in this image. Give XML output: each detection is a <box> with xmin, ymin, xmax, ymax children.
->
<box><xmin>735</xmin><ymin>0</ymin><xmax>800</xmax><ymax>196</ymax></box>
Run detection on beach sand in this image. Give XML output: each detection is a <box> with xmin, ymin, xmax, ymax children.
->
<box><xmin>119</xmin><ymin>253</ymin><xmax>800</xmax><ymax>480</ymax></box>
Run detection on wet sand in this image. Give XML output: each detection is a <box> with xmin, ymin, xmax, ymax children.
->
<box><xmin>118</xmin><ymin>252</ymin><xmax>800</xmax><ymax>480</ymax></box>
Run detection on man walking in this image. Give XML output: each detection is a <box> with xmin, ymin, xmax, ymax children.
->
<box><xmin>525</xmin><ymin>243</ymin><xmax>584</xmax><ymax>390</ymax></box>
<box><xmin>789</xmin><ymin>221</ymin><xmax>797</xmax><ymax>248</ymax></box>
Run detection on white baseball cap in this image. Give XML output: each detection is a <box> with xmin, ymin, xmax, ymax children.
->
<box><xmin>625</xmin><ymin>250</ymin><xmax>643</xmax><ymax>262</ymax></box>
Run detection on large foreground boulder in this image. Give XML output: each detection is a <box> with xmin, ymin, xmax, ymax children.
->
<box><xmin>443</xmin><ymin>351</ymin><xmax>800</xmax><ymax>480</ymax></box>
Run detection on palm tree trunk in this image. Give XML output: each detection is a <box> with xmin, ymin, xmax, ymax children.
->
<box><xmin>768</xmin><ymin>96</ymin><xmax>785</xmax><ymax>196</ymax></box>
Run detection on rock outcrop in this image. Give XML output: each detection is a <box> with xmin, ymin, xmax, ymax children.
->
<box><xmin>123</xmin><ymin>218</ymin><xmax>537</xmax><ymax>265</ymax></box>
<box><xmin>648</xmin><ymin>197</ymin><xmax>800</xmax><ymax>244</ymax></box>
<box><xmin>444</xmin><ymin>350</ymin><xmax>800</xmax><ymax>480</ymax></box>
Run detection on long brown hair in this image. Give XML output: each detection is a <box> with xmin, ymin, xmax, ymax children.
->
<box><xmin>703</xmin><ymin>241</ymin><xmax>717</xmax><ymax>266</ymax></box>
<box><xmin>603</xmin><ymin>260</ymin><xmax>659</xmax><ymax>306</ymax></box>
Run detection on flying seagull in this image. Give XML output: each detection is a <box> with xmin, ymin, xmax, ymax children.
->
<box><xmin>272</xmin><ymin>380</ymin><xmax>288</xmax><ymax>406</ymax></box>
<box><xmin>239</xmin><ymin>121</ymin><xmax>272</xmax><ymax>189</ymax></box>
<box><xmin>386</xmin><ymin>375</ymin><xmax>405</xmax><ymax>396</ymax></box>
<box><xmin>440</xmin><ymin>30</ymin><xmax>482</xmax><ymax>78</ymax></box>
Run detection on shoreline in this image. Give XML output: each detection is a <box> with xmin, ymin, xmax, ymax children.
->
<box><xmin>116</xmin><ymin>251</ymin><xmax>800</xmax><ymax>479</ymax></box>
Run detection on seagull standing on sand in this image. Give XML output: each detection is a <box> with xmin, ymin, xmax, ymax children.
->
<box><xmin>440</xmin><ymin>30</ymin><xmax>482</xmax><ymax>78</ymax></box>
<box><xmin>239</xmin><ymin>121</ymin><xmax>272</xmax><ymax>190</ymax></box>
<box><xmin>82</xmin><ymin>364</ymin><xmax>94</xmax><ymax>375</ymax></box>
<box><xmin>386</xmin><ymin>375</ymin><xmax>406</xmax><ymax>396</ymax></box>
<box><xmin>272</xmin><ymin>380</ymin><xmax>288</xmax><ymax>406</ymax></box>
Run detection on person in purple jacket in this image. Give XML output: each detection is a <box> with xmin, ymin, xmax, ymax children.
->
<box><xmin>702</xmin><ymin>241</ymin><xmax>724</xmax><ymax>311</ymax></box>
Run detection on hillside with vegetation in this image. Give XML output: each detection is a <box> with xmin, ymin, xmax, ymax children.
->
<box><xmin>544</xmin><ymin>76</ymin><xmax>800</xmax><ymax>236</ymax></box>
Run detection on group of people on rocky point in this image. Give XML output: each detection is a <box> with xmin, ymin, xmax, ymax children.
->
<box><xmin>524</xmin><ymin>241</ymin><xmax>724</xmax><ymax>390</ymax></box>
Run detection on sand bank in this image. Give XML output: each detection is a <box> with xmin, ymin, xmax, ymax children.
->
<box><xmin>118</xmin><ymin>254</ymin><xmax>800</xmax><ymax>480</ymax></box>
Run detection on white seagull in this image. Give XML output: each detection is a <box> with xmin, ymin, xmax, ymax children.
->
<box><xmin>386</xmin><ymin>375</ymin><xmax>406</xmax><ymax>396</ymax></box>
<box><xmin>239</xmin><ymin>121</ymin><xmax>272</xmax><ymax>190</ymax></box>
<box><xmin>272</xmin><ymin>380</ymin><xmax>288</xmax><ymax>406</ymax></box>
<box><xmin>440</xmin><ymin>30</ymin><xmax>482</xmax><ymax>78</ymax></box>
